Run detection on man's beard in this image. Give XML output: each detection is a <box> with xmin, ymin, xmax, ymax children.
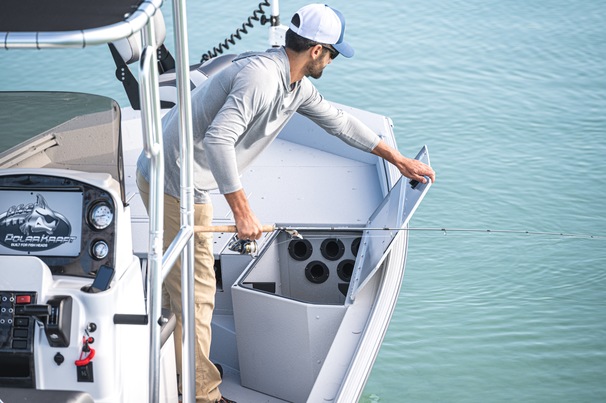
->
<box><xmin>305</xmin><ymin>57</ymin><xmax>325</xmax><ymax>79</ymax></box>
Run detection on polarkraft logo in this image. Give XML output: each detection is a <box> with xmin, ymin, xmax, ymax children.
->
<box><xmin>0</xmin><ymin>193</ymin><xmax>77</xmax><ymax>252</ymax></box>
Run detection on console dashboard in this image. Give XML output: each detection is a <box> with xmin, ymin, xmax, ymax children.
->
<box><xmin>0</xmin><ymin>174</ymin><xmax>117</xmax><ymax>278</ymax></box>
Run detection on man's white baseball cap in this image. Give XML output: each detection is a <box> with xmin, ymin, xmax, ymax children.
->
<box><xmin>289</xmin><ymin>3</ymin><xmax>354</xmax><ymax>58</ymax></box>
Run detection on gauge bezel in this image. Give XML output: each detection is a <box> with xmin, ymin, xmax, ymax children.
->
<box><xmin>91</xmin><ymin>240</ymin><xmax>109</xmax><ymax>260</ymax></box>
<box><xmin>88</xmin><ymin>202</ymin><xmax>114</xmax><ymax>230</ymax></box>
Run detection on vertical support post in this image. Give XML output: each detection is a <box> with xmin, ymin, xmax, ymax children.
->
<box><xmin>139</xmin><ymin>12</ymin><xmax>164</xmax><ymax>403</ymax></box>
<box><xmin>268</xmin><ymin>0</ymin><xmax>287</xmax><ymax>48</ymax></box>
<box><xmin>270</xmin><ymin>0</ymin><xmax>280</xmax><ymax>21</ymax></box>
<box><xmin>171</xmin><ymin>0</ymin><xmax>196</xmax><ymax>402</ymax></box>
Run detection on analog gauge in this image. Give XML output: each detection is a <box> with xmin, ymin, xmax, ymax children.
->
<box><xmin>89</xmin><ymin>203</ymin><xmax>114</xmax><ymax>230</ymax></box>
<box><xmin>91</xmin><ymin>240</ymin><xmax>109</xmax><ymax>260</ymax></box>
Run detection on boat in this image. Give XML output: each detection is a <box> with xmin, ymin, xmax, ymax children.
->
<box><xmin>0</xmin><ymin>1</ymin><xmax>432</xmax><ymax>402</ymax></box>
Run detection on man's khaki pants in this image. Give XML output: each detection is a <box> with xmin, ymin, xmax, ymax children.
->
<box><xmin>137</xmin><ymin>172</ymin><xmax>222</xmax><ymax>403</ymax></box>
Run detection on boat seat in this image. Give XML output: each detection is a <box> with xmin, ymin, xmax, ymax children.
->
<box><xmin>109</xmin><ymin>10</ymin><xmax>235</xmax><ymax>109</ymax></box>
<box><xmin>0</xmin><ymin>388</ymin><xmax>94</xmax><ymax>403</ymax></box>
<box><xmin>156</xmin><ymin>54</ymin><xmax>237</xmax><ymax>105</ymax></box>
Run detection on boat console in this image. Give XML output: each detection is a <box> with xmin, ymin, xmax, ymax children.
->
<box><xmin>0</xmin><ymin>92</ymin><xmax>178</xmax><ymax>402</ymax></box>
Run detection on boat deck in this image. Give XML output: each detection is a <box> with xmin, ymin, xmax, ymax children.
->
<box><xmin>121</xmin><ymin>107</ymin><xmax>391</xmax><ymax>257</ymax></box>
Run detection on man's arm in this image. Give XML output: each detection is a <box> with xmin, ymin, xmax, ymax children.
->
<box><xmin>223</xmin><ymin>189</ymin><xmax>263</xmax><ymax>240</ymax></box>
<box><xmin>371</xmin><ymin>140</ymin><xmax>436</xmax><ymax>184</ymax></box>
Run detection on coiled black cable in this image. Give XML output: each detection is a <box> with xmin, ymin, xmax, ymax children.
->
<box><xmin>200</xmin><ymin>0</ymin><xmax>271</xmax><ymax>63</ymax></box>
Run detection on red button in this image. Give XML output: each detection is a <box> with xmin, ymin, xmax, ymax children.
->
<box><xmin>16</xmin><ymin>295</ymin><xmax>31</xmax><ymax>304</ymax></box>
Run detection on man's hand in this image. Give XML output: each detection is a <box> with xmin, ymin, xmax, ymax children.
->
<box><xmin>224</xmin><ymin>189</ymin><xmax>263</xmax><ymax>240</ymax></box>
<box><xmin>397</xmin><ymin>157</ymin><xmax>436</xmax><ymax>184</ymax></box>
<box><xmin>371</xmin><ymin>140</ymin><xmax>435</xmax><ymax>184</ymax></box>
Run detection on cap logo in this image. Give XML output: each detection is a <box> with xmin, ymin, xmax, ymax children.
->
<box><xmin>291</xmin><ymin>13</ymin><xmax>301</xmax><ymax>28</ymax></box>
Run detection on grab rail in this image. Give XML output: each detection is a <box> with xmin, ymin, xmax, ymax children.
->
<box><xmin>139</xmin><ymin>15</ymin><xmax>165</xmax><ymax>403</ymax></box>
<box><xmin>139</xmin><ymin>2</ymin><xmax>197</xmax><ymax>402</ymax></box>
<box><xmin>170</xmin><ymin>0</ymin><xmax>197</xmax><ymax>400</ymax></box>
<box><xmin>161</xmin><ymin>227</ymin><xmax>193</xmax><ymax>280</ymax></box>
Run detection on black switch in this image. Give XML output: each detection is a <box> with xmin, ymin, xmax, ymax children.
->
<box><xmin>14</xmin><ymin>317</ymin><xmax>29</xmax><ymax>327</ymax></box>
<box><xmin>13</xmin><ymin>328</ymin><xmax>28</xmax><ymax>339</ymax></box>
<box><xmin>12</xmin><ymin>339</ymin><xmax>27</xmax><ymax>349</ymax></box>
<box><xmin>77</xmin><ymin>362</ymin><xmax>94</xmax><ymax>382</ymax></box>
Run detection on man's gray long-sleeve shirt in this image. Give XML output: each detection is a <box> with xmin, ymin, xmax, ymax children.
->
<box><xmin>137</xmin><ymin>47</ymin><xmax>380</xmax><ymax>204</ymax></box>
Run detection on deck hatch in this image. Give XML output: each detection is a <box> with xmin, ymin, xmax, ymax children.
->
<box><xmin>348</xmin><ymin>146</ymin><xmax>432</xmax><ymax>300</ymax></box>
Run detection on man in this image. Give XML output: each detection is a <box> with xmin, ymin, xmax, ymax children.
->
<box><xmin>136</xmin><ymin>3</ymin><xmax>435</xmax><ymax>402</ymax></box>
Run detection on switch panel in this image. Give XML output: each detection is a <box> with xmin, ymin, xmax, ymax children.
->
<box><xmin>0</xmin><ymin>291</ymin><xmax>37</xmax><ymax>387</ymax></box>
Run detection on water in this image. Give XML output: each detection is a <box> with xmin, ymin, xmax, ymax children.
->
<box><xmin>2</xmin><ymin>0</ymin><xmax>606</xmax><ymax>401</ymax></box>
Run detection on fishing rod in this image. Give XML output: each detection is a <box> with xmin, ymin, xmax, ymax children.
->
<box><xmin>194</xmin><ymin>224</ymin><xmax>605</xmax><ymax>254</ymax></box>
<box><xmin>194</xmin><ymin>224</ymin><xmax>604</xmax><ymax>239</ymax></box>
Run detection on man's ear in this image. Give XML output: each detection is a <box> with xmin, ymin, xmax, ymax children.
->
<box><xmin>309</xmin><ymin>44</ymin><xmax>324</xmax><ymax>60</ymax></box>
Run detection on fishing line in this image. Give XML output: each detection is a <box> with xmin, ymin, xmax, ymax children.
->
<box><xmin>407</xmin><ymin>227</ymin><xmax>605</xmax><ymax>239</ymax></box>
<box><xmin>272</xmin><ymin>226</ymin><xmax>606</xmax><ymax>240</ymax></box>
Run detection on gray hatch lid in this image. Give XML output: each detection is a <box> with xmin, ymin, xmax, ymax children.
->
<box><xmin>347</xmin><ymin>145</ymin><xmax>432</xmax><ymax>301</ymax></box>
